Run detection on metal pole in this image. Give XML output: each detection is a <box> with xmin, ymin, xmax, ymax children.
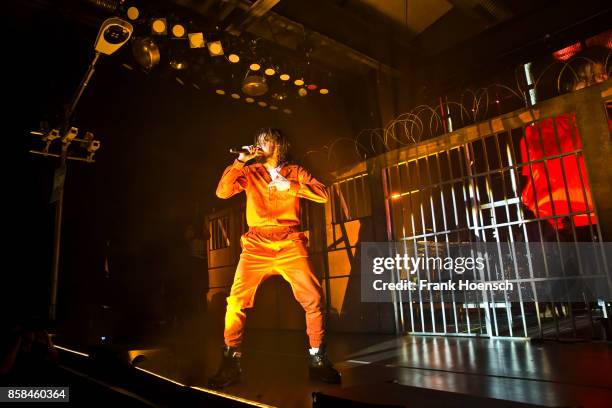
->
<box><xmin>67</xmin><ymin>52</ymin><xmax>101</xmax><ymax>123</ymax></box>
<box><xmin>48</xmin><ymin>52</ymin><xmax>101</xmax><ymax>322</ymax></box>
<box><xmin>49</xmin><ymin>147</ymin><xmax>67</xmax><ymax>322</ymax></box>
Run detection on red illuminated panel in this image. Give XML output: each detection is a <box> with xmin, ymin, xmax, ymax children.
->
<box><xmin>519</xmin><ymin>113</ymin><xmax>596</xmax><ymax>229</ymax></box>
<box><xmin>552</xmin><ymin>42</ymin><xmax>583</xmax><ymax>61</ymax></box>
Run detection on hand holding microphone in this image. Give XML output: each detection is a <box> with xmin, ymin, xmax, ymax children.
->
<box><xmin>230</xmin><ymin>145</ymin><xmax>262</xmax><ymax>162</ymax></box>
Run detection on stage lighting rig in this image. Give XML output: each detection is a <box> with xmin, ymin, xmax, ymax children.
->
<box><xmin>29</xmin><ymin>127</ymin><xmax>102</xmax><ymax>163</ymax></box>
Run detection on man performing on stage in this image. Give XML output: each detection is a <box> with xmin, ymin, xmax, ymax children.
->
<box><xmin>208</xmin><ymin>128</ymin><xmax>341</xmax><ymax>388</ymax></box>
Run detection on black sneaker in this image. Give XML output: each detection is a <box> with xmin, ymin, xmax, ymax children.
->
<box><xmin>208</xmin><ymin>346</ymin><xmax>242</xmax><ymax>389</ymax></box>
<box><xmin>308</xmin><ymin>346</ymin><xmax>341</xmax><ymax>384</ymax></box>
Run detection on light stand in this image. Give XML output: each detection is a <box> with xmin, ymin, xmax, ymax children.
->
<box><xmin>28</xmin><ymin>18</ymin><xmax>132</xmax><ymax>322</ymax></box>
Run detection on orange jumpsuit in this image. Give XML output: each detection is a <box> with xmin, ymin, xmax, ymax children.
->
<box><xmin>216</xmin><ymin>160</ymin><xmax>329</xmax><ymax>348</ymax></box>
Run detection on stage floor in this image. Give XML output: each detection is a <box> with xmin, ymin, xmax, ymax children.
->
<box><xmin>122</xmin><ymin>317</ymin><xmax>612</xmax><ymax>408</ymax></box>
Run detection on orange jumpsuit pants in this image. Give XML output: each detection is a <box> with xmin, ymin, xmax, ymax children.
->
<box><xmin>224</xmin><ymin>226</ymin><xmax>324</xmax><ymax>348</ymax></box>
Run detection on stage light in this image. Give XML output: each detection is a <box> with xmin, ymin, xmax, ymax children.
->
<box><xmin>151</xmin><ymin>18</ymin><xmax>167</xmax><ymax>35</ymax></box>
<box><xmin>294</xmin><ymin>78</ymin><xmax>304</xmax><ymax>86</ymax></box>
<box><xmin>207</xmin><ymin>40</ymin><xmax>224</xmax><ymax>56</ymax></box>
<box><xmin>271</xmin><ymin>92</ymin><xmax>286</xmax><ymax>102</ymax></box>
<box><xmin>307</xmin><ymin>84</ymin><xmax>317</xmax><ymax>90</ymax></box>
<box><xmin>249</xmin><ymin>63</ymin><xmax>261</xmax><ymax>71</ymax></box>
<box><xmin>298</xmin><ymin>87</ymin><xmax>307</xmax><ymax>97</ymax></box>
<box><xmin>188</xmin><ymin>32</ymin><xmax>205</xmax><ymax>48</ymax></box>
<box><xmin>170</xmin><ymin>58</ymin><xmax>187</xmax><ymax>70</ymax></box>
<box><xmin>78</xmin><ymin>131</ymin><xmax>94</xmax><ymax>149</ymax></box>
<box><xmin>257</xmin><ymin>101</ymin><xmax>267</xmax><ymax>107</ymax></box>
<box><xmin>245</xmin><ymin>97</ymin><xmax>255</xmax><ymax>103</ymax></box>
<box><xmin>283</xmin><ymin>108</ymin><xmax>292</xmax><ymax>114</ymax></box>
<box><xmin>269</xmin><ymin>105</ymin><xmax>278</xmax><ymax>110</ymax></box>
<box><xmin>319</xmin><ymin>88</ymin><xmax>329</xmax><ymax>95</ymax></box>
<box><xmin>279</xmin><ymin>73</ymin><xmax>290</xmax><ymax>81</ymax></box>
<box><xmin>215</xmin><ymin>89</ymin><xmax>226</xmax><ymax>95</ymax></box>
<box><xmin>231</xmin><ymin>93</ymin><xmax>240</xmax><ymax>99</ymax></box>
<box><xmin>172</xmin><ymin>24</ymin><xmax>185</xmax><ymax>38</ymax></box>
<box><xmin>41</xmin><ymin>129</ymin><xmax>60</xmax><ymax>142</ymax></box>
<box><xmin>94</xmin><ymin>18</ymin><xmax>133</xmax><ymax>56</ymax></box>
<box><xmin>126</xmin><ymin>6</ymin><xmax>139</xmax><ymax>20</ymax></box>
<box><xmin>132</xmin><ymin>37</ymin><xmax>160</xmax><ymax>70</ymax></box>
<box><xmin>61</xmin><ymin>127</ymin><xmax>78</xmax><ymax>144</ymax></box>
<box><xmin>228</xmin><ymin>53</ymin><xmax>240</xmax><ymax>63</ymax></box>
<box><xmin>242</xmin><ymin>75</ymin><xmax>268</xmax><ymax>96</ymax></box>
<box><xmin>264</xmin><ymin>67</ymin><xmax>276</xmax><ymax>76</ymax></box>
<box><xmin>87</xmin><ymin>140</ymin><xmax>100</xmax><ymax>153</ymax></box>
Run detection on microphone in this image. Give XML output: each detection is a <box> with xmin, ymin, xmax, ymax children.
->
<box><xmin>229</xmin><ymin>147</ymin><xmax>250</xmax><ymax>154</ymax></box>
<box><xmin>229</xmin><ymin>146</ymin><xmax>261</xmax><ymax>155</ymax></box>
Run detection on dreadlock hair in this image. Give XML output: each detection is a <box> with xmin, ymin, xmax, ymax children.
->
<box><xmin>253</xmin><ymin>127</ymin><xmax>291</xmax><ymax>163</ymax></box>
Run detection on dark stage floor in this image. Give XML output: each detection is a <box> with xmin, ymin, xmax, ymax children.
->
<box><xmin>67</xmin><ymin>316</ymin><xmax>611</xmax><ymax>408</ymax></box>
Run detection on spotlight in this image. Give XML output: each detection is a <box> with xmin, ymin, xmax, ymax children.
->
<box><xmin>319</xmin><ymin>88</ymin><xmax>329</xmax><ymax>95</ymax></box>
<box><xmin>271</xmin><ymin>92</ymin><xmax>286</xmax><ymax>102</ymax></box>
<box><xmin>188</xmin><ymin>32</ymin><xmax>205</xmax><ymax>48</ymax></box>
<box><xmin>132</xmin><ymin>37</ymin><xmax>160</xmax><ymax>70</ymax></box>
<box><xmin>169</xmin><ymin>58</ymin><xmax>187</xmax><ymax>70</ymax></box>
<box><xmin>249</xmin><ymin>63</ymin><xmax>261</xmax><ymax>71</ymax></box>
<box><xmin>62</xmin><ymin>127</ymin><xmax>78</xmax><ymax>144</ymax></box>
<box><xmin>151</xmin><ymin>18</ymin><xmax>167</xmax><ymax>35</ymax></box>
<box><xmin>207</xmin><ymin>40</ymin><xmax>224</xmax><ymax>56</ymax></box>
<box><xmin>264</xmin><ymin>67</ymin><xmax>276</xmax><ymax>76</ymax></box>
<box><xmin>231</xmin><ymin>93</ymin><xmax>241</xmax><ymax>99</ymax></box>
<box><xmin>245</xmin><ymin>97</ymin><xmax>255</xmax><ymax>103</ymax></box>
<box><xmin>298</xmin><ymin>87</ymin><xmax>307</xmax><ymax>97</ymax></box>
<box><xmin>282</xmin><ymin>108</ymin><xmax>292</xmax><ymax>114</ymax></box>
<box><xmin>87</xmin><ymin>139</ymin><xmax>101</xmax><ymax>154</ymax></box>
<box><xmin>78</xmin><ymin>131</ymin><xmax>94</xmax><ymax>149</ymax></box>
<box><xmin>242</xmin><ymin>75</ymin><xmax>268</xmax><ymax>96</ymax></box>
<box><xmin>294</xmin><ymin>78</ymin><xmax>304</xmax><ymax>86</ymax></box>
<box><xmin>228</xmin><ymin>53</ymin><xmax>240</xmax><ymax>63</ymax></box>
<box><xmin>279</xmin><ymin>73</ymin><xmax>290</xmax><ymax>81</ymax></box>
<box><xmin>94</xmin><ymin>18</ymin><xmax>133</xmax><ymax>56</ymax></box>
<box><xmin>171</xmin><ymin>24</ymin><xmax>186</xmax><ymax>38</ymax></box>
<box><xmin>41</xmin><ymin>129</ymin><xmax>60</xmax><ymax>142</ymax></box>
<box><xmin>257</xmin><ymin>101</ymin><xmax>267</xmax><ymax>107</ymax></box>
<box><xmin>126</xmin><ymin>6</ymin><xmax>139</xmax><ymax>21</ymax></box>
<box><xmin>269</xmin><ymin>105</ymin><xmax>278</xmax><ymax>110</ymax></box>
<box><xmin>307</xmin><ymin>84</ymin><xmax>317</xmax><ymax>90</ymax></box>
<box><xmin>215</xmin><ymin>89</ymin><xmax>226</xmax><ymax>95</ymax></box>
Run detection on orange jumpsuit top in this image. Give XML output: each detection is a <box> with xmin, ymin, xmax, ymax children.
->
<box><xmin>216</xmin><ymin>160</ymin><xmax>329</xmax><ymax>228</ymax></box>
